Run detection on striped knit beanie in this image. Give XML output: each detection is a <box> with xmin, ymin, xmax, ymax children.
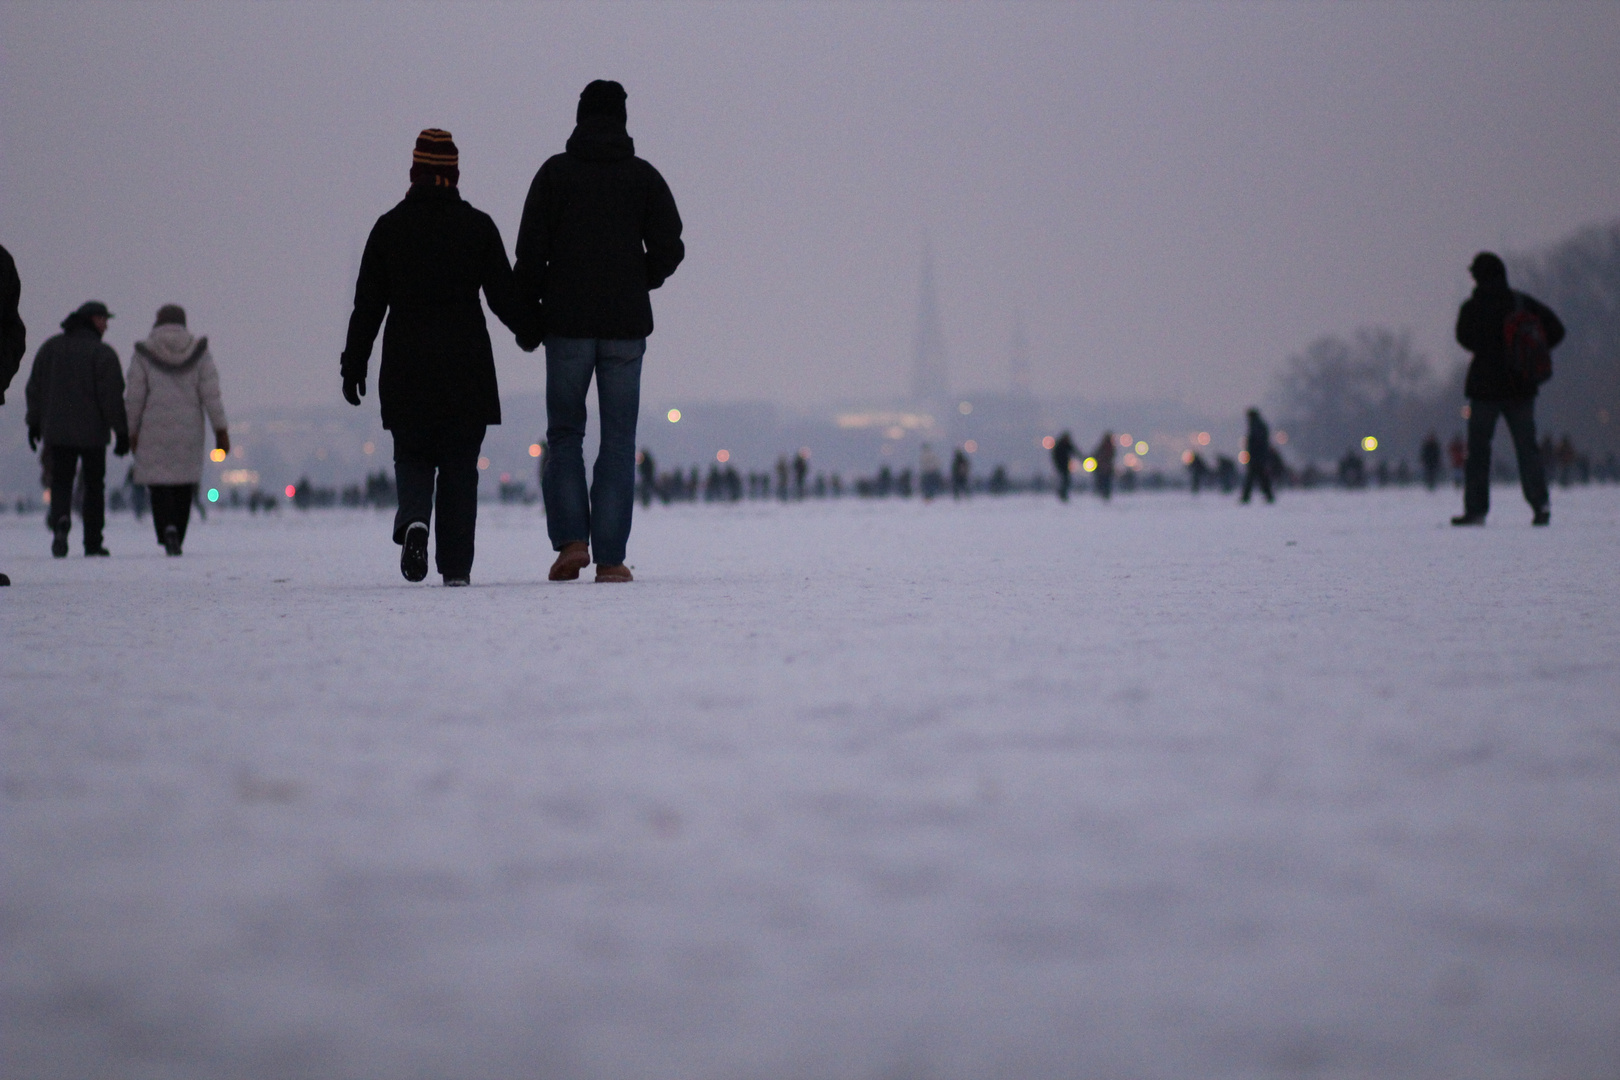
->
<box><xmin>409</xmin><ymin>128</ymin><xmax>459</xmax><ymax>187</ymax></box>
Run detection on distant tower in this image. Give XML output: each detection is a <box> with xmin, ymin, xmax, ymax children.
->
<box><xmin>912</xmin><ymin>240</ymin><xmax>949</xmax><ymax>403</ymax></box>
<box><xmin>1010</xmin><ymin>311</ymin><xmax>1032</xmax><ymax>396</ymax></box>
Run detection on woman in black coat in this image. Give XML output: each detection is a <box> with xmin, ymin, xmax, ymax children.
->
<box><xmin>341</xmin><ymin>129</ymin><xmax>540</xmax><ymax>584</ymax></box>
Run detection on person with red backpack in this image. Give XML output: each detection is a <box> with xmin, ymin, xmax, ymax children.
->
<box><xmin>1451</xmin><ymin>251</ymin><xmax>1564</xmax><ymax>526</ymax></box>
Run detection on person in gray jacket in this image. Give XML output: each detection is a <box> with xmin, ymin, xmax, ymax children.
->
<box><xmin>25</xmin><ymin>300</ymin><xmax>129</xmax><ymax>557</ymax></box>
<box><xmin>126</xmin><ymin>304</ymin><xmax>229</xmax><ymax>555</ymax></box>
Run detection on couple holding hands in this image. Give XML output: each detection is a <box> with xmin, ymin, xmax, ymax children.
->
<box><xmin>341</xmin><ymin>80</ymin><xmax>684</xmax><ymax>585</ymax></box>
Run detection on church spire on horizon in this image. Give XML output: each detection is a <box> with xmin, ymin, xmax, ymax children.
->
<box><xmin>911</xmin><ymin>239</ymin><xmax>949</xmax><ymax>404</ymax></box>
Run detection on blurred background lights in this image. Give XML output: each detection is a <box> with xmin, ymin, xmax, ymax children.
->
<box><xmin>1197</xmin><ymin>432</ymin><xmax>1211</xmax><ymax>446</ymax></box>
<box><xmin>1082</xmin><ymin>457</ymin><xmax>1097</xmax><ymax>472</ymax></box>
<box><xmin>1135</xmin><ymin>441</ymin><xmax>1148</xmax><ymax>455</ymax></box>
<box><xmin>963</xmin><ymin>440</ymin><xmax>977</xmax><ymax>453</ymax></box>
<box><xmin>1041</xmin><ymin>435</ymin><xmax>1056</xmax><ymax>450</ymax></box>
<box><xmin>206</xmin><ymin>488</ymin><xmax>219</xmax><ymax>502</ymax></box>
<box><xmin>716</xmin><ymin>449</ymin><xmax>730</xmax><ymax>463</ymax></box>
<box><xmin>667</xmin><ymin>408</ymin><xmax>681</xmax><ymax>423</ymax></box>
<box><xmin>209</xmin><ymin>448</ymin><xmax>226</xmax><ymax>463</ymax></box>
<box><xmin>1275</xmin><ymin>431</ymin><xmax>1289</xmax><ymax>445</ymax></box>
<box><xmin>1182</xmin><ymin>449</ymin><xmax>1195</xmax><ymax>464</ymax></box>
<box><xmin>1118</xmin><ymin>433</ymin><xmax>1132</xmax><ymax>447</ymax></box>
<box><xmin>1239</xmin><ymin>450</ymin><xmax>1251</xmax><ymax>464</ymax></box>
<box><xmin>284</xmin><ymin>485</ymin><xmax>296</xmax><ymax>498</ymax></box>
<box><xmin>1361</xmin><ymin>436</ymin><xmax>1379</xmax><ymax>451</ymax></box>
<box><xmin>958</xmin><ymin>401</ymin><xmax>972</xmax><ymax>415</ymax></box>
<box><xmin>528</xmin><ymin>443</ymin><xmax>542</xmax><ymax>457</ymax></box>
<box><xmin>477</xmin><ymin>456</ymin><xmax>490</xmax><ymax>470</ymax></box>
<box><xmin>363</xmin><ymin>441</ymin><xmax>375</xmax><ymax>455</ymax></box>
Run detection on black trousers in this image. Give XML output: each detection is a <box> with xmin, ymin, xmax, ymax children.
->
<box><xmin>47</xmin><ymin>445</ymin><xmax>106</xmax><ymax>549</ymax></box>
<box><xmin>1241</xmin><ymin>462</ymin><xmax>1274</xmax><ymax>502</ymax></box>
<box><xmin>393</xmin><ymin>423</ymin><xmax>485</xmax><ymax>579</ymax></box>
<box><xmin>149</xmin><ymin>484</ymin><xmax>195</xmax><ymax>545</ymax></box>
<box><xmin>1465</xmin><ymin>398</ymin><xmax>1548</xmax><ymax>517</ymax></box>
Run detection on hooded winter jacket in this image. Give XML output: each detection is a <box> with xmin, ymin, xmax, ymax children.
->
<box><xmin>0</xmin><ymin>244</ymin><xmax>24</xmax><ymax>403</ymax></box>
<box><xmin>1456</xmin><ymin>281</ymin><xmax>1565</xmax><ymax>401</ymax></box>
<box><xmin>513</xmin><ymin>116</ymin><xmax>685</xmax><ymax>339</ymax></box>
<box><xmin>126</xmin><ymin>322</ymin><xmax>228</xmax><ymax>485</ymax></box>
<box><xmin>25</xmin><ymin>312</ymin><xmax>128</xmax><ymax>448</ymax></box>
<box><xmin>342</xmin><ymin>184</ymin><xmax>535</xmax><ymax>431</ymax></box>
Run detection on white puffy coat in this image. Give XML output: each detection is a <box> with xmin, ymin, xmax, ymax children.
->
<box><xmin>125</xmin><ymin>323</ymin><xmax>228</xmax><ymax>485</ymax></box>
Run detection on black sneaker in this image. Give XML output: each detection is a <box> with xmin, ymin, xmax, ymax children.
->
<box><xmin>1450</xmin><ymin>513</ymin><xmax>1486</xmax><ymax>526</ymax></box>
<box><xmin>400</xmin><ymin>521</ymin><xmax>429</xmax><ymax>582</ymax></box>
<box><xmin>1532</xmin><ymin>507</ymin><xmax>1550</xmax><ymax>527</ymax></box>
<box><xmin>51</xmin><ymin>523</ymin><xmax>69</xmax><ymax>558</ymax></box>
<box><xmin>85</xmin><ymin>545</ymin><xmax>110</xmax><ymax>557</ymax></box>
<box><xmin>443</xmin><ymin>575</ymin><xmax>470</xmax><ymax>587</ymax></box>
<box><xmin>0</xmin><ymin>572</ymin><xmax>11</xmax><ymax>586</ymax></box>
<box><xmin>163</xmin><ymin>524</ymin><xmax>183</xmax><ymax>556</ymax></box>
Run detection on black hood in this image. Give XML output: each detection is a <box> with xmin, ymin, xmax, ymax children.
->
<box><xmin>565</xmin><ymin>116</ymin><xmax>634</xmax><ymax>162</ymax></box>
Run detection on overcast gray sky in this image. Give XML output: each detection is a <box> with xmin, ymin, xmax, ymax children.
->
<box><xmin>3</xmin><ymin>1</ymin><xmax>1616</xmax><ymax>417</ymax></box>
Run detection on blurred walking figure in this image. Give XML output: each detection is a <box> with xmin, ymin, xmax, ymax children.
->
<box><xmin>794</xmin><ymin>450</ymin><xmax>809</xmax><ymax>499</ymax></box>
<box><xmin>1447</xmin><ymin>433</ymin><xmax>1466</xmax><ymax>487</ymax></box>
<box><xmin>0</xmin><ymin>244</ymin><xmax>25</xmax><ymax>585</ymax></box>
<box><xmin>1091</xmin><ymin>431</ymin><xmax>1116</xmax><ymax>500</ymax></box>
<box><xmin>26</xmin><ymin>301</ymin><xmax>129</xmax><ymax>557</ymax></box>
<box><xmin>125</xmin><ymin>305</ymin><xmax>228</xmax><ymax>556</ymax></box>
<box><xmin>342</xmin><ymin>129</ymin><xmax>539</xmax><ymax>585</ymax></box>
<box><xmin>1420</xmin><ymin>431</ymin><xmax>1443</xmax><ymax>491</ymax></box>
<box><xmin>1240</xmin><ymin>408</ymin><xmax>1275</xmax><ymax>504</ymax></box>
<box><xmin>1451</xmin><ymin>251</ymin><xmax>1563</xmax><ymax>526</ymax></box>
<box><xmin>637</xmin><ymin>447</ymin><xmax>656</xmax><ymax>506</ymax></box>
<box><xmin>516</xmin><ymin>80</ymin><xmax>684</xmax><ymax>583</ymax></box>
<box><xmin>1049</xmin><ymin>431</ymin><xmax>1076</xmax><ymax>500</ymax></box>
<box><xmin>918</xmin><ymin>443</ymin><xmax>943</xmax><ymax>500</ymax></box>
<box><xmin>1186</xmin><ymin>451</ymin><xmax>1210</xmax><ymax>493</ymax></box>
<box><xmin>950</xmin><ymin>447</ymin><xmax>971</xmax><ymax>499</ymax></box>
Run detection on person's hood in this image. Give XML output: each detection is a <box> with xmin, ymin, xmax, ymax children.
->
<box><xmin>135</xmin><ymin>322</ymin><xmax>208</xmax><ymax>368</ymax></box>
<box><xmin>565</xmin><ymin>116</ymin><xmax>635</xmax><ymax>161</ymax></box>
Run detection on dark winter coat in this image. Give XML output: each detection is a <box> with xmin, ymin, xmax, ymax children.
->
<box><xmin>1455</xmin><ymin>282</ymin><xmax>1565</xmax><ymax>401</ymax></box>
<box><xmin>0</xmin><ymin>244</ymin><xmax>24</xmax><ymax>403</ymax></box>
<box><xmin>513</xmin><ymin>117</ymin><xmax>684</xmax><ymax>339</ymax></box>
<box><xmin>25</xmin><ymin>314</ymin><xmax>128</xmax><ymax>448</ymax></box>
<box><xmin>342</xmin><ymin>184</ymin><xmax>537</xmax><ymax>431</ymax></box>
<box><xmin>1246</xmin><ymin>414</ymin><xmax>1271</xmax><ymax>460</ymax></box>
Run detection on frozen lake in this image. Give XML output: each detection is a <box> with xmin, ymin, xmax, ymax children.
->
<box><xmin>3</xmin><ymin>487</ymin><xmax>1618</xmax><ymax>1079</ymax></box>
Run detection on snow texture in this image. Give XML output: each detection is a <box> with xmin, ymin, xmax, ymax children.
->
<box><xmin>3</xmin><ymin>488</ymin><xmax>1619</xmax><ymax>1080</ymax></box>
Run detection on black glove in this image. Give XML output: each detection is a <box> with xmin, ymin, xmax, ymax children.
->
<box><xmin>343</xmin><ymin>373</ymin><xmax>365</xmax><ymax>407</ymax></box>
<box><xmin>28</xmin><ymin>425</ymin><xmax>39</xmax><ymax>452</ymax></box>
<box><xmin>114</xmin><ymin>432</ymin><xmax>130</xmax><ymax>457</ymax></box>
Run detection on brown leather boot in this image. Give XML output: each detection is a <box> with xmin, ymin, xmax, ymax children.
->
<box><xmin>549</xmin><ymin>541</ymin><xmax>590</xmax><ymax>581</ymax></box>
<box><xmin>595</xmin><ymin>563</ymin><xmax>633</xmax><ymax>583</ymax></box>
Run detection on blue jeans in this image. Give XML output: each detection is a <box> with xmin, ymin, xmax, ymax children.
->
<box><xmin>542</xmin><ymin>337</ymin><xmax>645</xmax><ymax>565</ymax></box>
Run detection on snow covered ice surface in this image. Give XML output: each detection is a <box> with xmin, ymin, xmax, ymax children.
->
<box><xmin>3</xmin><ymin>487</ymin><xmax>1618</xmax><ymax>1080</ymax></box>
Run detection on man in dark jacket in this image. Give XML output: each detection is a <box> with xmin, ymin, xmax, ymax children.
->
<box><xmin>1240</xmin><ymin>408</ymin><xmax>1275</xmax><ymax>504</ymax></box>
<box><xmin>26</xmin><ymin>300</ymin><xmax>129</xmax><ymax>557</ymax></box>
<box><xmin>1451</xmin><ymin>251</ymin><xmax>1564</xmax><ymax>526</ymax></box>
<box><xmin>515</xmin><ymin>80</ymin><xmax>684</xmax><ymax>583</ymax></box>
<box><xmin>342</xmin><ymin>129</ymin><xmax>539</xmax><ymax>585</ymax></box>
<box><xmin>0</xmin><ymin>244</ymin><xmax>25</xmax><ymax>584</ymax></box>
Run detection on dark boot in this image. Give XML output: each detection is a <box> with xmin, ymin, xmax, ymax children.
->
<box><xmin>51</xmin><ymin>521</ymin><xmax>70</xmax><ymax>558</ymax></box>
<box><xmin>549</xmin><ymin>541</ymin><xmax>590</xmax><ymax>581</ymax></box>
<box><xmin>400</xmin><ymin>521</ymin><xmax>429</xmax><ymax>582</ymax></box>
<box><xmin>163</xmin><ymin>524</ymin><xmax>183</xmax><ymax>556</ymax></box>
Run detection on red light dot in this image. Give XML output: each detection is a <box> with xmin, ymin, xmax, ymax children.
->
<box><xmin>285</xmin><ymin>485</ymin><xmax>296</xmax><ymax>497</ymax></box>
